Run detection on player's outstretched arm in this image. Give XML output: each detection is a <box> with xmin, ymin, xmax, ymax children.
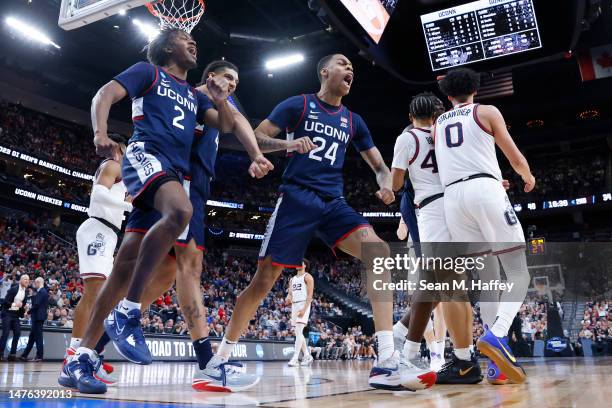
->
<box><xmin>91</xmin><ymin>81</ymin><xmax>127</xmax><ymax>160</ymax></box>
<box><xmin>479</xmin><ymin>105</ymin><xmax>535</xmax><ymax>193</ymax></box>
<box><xmin>92</xmin><ymin>160</ymin><xmax>133</xmax><ymax>212</ymax></box>
<box><xmin>360</xmin><ymin>147</ymin><xmax>395</xmax><ymax>205</ymax></box>
<box><xmin>254</xmin><ymin>120</ymin><xmax>315</xmax><ymax>154</ymax></box>
<box><xmin>228</xmin><ymin>109</ymin><xmax>274</xmax><ymax>179</ymax></box>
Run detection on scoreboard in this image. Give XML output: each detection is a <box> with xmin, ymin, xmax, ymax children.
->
<box><xmin>420</xmin><ymin>0</ymin><xmax>542</xmax><ymax>71</ymax></box>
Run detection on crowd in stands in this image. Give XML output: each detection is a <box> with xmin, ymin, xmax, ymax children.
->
<box><xmin>0</xmin><ymin>212</ymin><xmax>351</xmax><ymax>341</ymax></box>
<box><xmin>578</xmin><ymin>299</ymin><xmax>611</xmax><ymax>355</ymax></box>
<box><xmin>308</xmin><ymin>325</ymin><xmax>377</xmax><ymax>360</ymax></box>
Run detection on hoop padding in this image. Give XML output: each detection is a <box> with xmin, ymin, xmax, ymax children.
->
<box><xmin>146</xmin><ymin>0</ymin><xmax>205</xmax><ymax>33</ymax></box>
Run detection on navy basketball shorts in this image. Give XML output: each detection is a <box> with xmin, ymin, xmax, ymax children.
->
<box><xmin>122</xmin><ymin>141</ymin><xmax>183</xmax><ymax>210</ymax></box>
<box><xmin>125</xmin><ymin>177</ymin><xmax>207</xmax><ymax>251</ymax></box>
<box><xmin>258</xmin><ymin>183</ymin><xmax>371</xmax><ymax>268</ymax></box>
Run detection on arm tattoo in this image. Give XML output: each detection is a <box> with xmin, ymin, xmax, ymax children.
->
<box><xmin>255</xmin><ymin>132</ymin><xmax>288</xmax><ymax>153</ymax></box>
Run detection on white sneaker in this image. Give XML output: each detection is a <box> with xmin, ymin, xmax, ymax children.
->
<box><xmin>300</xmin><ymin>354</ymin><xmax>313</xmax><ymax>366</ymax></box>
<box><xmin>368</xmin><ymin>351</ymin><xmax>405</xmax><ymax>391</ymax></box>
<box><xmin>288</xmin><ymin>358</ymin><xmax>300</xmax><ymax>367</ymax></box>
<box><xmin>400</xmin><ymin>355</ymin><xmax>437</xmax><ymax>390</ymax></box>
<box><xmin>195</xmin><ymin>355</ymin><xmax>260</xmax><ymax>392</ymax></box>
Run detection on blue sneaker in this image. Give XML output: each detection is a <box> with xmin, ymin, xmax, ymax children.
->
<box><xmin>58</xmin><ymin>358</ymin><xmax>77</xmax><ymax>389</ymax></box>
<box><xmin>105</xmin><ymin>307</ymin><xmax>152</xmax><ymax>365</ymax></box>
<box><xmin>477</xmin><ymin>330</ymin><xmax>526</xmax><ymax>384</ymax></box>
<box><xmin>61</xmin><ymin>352</ymin><xmax>107</xmax><ymax>394</ymax></box>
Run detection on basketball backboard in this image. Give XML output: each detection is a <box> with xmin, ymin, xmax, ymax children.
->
<box><xmin>58</xmin><ymin>0</ymin><xmax>150</xmax><ymax>30</ymax></box>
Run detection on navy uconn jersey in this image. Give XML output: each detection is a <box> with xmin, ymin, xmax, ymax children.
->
<box><xmin>190</xmin><ymin>95</ymin><xmax>238</xmax><ymax>195</ymax></box>
<box><xmin>268</xmin><ymin>94</ymin><xmax>375</xmax><ymax>199</ymax></box>
<box><xmin>113</xmin><ymin>62</ymin><xmax>213</xmax><ymax>174</ymax></box>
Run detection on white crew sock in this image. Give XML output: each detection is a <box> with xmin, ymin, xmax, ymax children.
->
<box><xmin>393</xmin><ymin>321</ymin><xmax>408</xmax><ymax>339</ymax></box>
<box><xmin>75</xmin><ymin>347</ymin><xmax>95</xmax><ymax>360</ymax></box>
<box><xmin>376</xmin><ymin>331</ymin><xmax>394</xmax><ymax>362</ymax></box>
<box><xmin>120</xmin><ymin>298</ymin><xmax>141</xmax><ymax>313</ymax></box>
<box><xmin>491</xmin><ymin>251</ymin><xmax>530</xmax><ymax>338</ymax></box>
<box><xmin>403</xmin><ymin>340</ymin><xmax>421</xmax><ymax>360</ymax></box>
<box><xmin>69</xmin><ymin>337</ymin><xmax>82</xmax><ymax>351</ymax></box>
<box><xmin>217</xmin><ymin>337</ymin><xmax>237</xmax><ymax>360</ymax></box>
<box><xmin>455</xmin><ymin>347</ymin><xmax>471</xmax><ymax>361</ymax></box>
<box><xmin>434</xmin><ymin>340</ymin><xmax>445</xmax><ymax>358</ymax></box>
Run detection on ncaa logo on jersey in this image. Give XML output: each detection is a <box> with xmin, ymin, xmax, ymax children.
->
<box><xmin>309</xmin><ymin>102</ymin><xmax>316</xmax><ymax>109</ymax></box>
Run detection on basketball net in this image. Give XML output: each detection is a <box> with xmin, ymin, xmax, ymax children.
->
<box><xmin>146</xmin><ymin>0</ymin><xmax>206</xmax><ymax>33</ymax></box>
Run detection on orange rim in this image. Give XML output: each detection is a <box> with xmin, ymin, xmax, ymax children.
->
<box><xmin>145</xmin><ymin>0</ymin><xmax>205</xmax><ymax>23</ymax></box>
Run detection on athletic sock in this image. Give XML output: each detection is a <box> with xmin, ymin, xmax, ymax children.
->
<box><xmin>434</xmin><ymin>340</ymin><xmax>445</xmax><ymax>358</ymax></box>
<box><xmin>492</xmin><ymin>251</ymin><xmax>530</xmax><ymax>338</ymax></box>
<box><xmin>479</xmin><ymin>254</ymin><xmax>501</xmax><ymax>328</ymax></box>
<box><xmin>393</xmin><ymin>321</ymin><xmax>408</xmax><ymax>339</ymax></box>
<box><xmin>94</xmin><ymin>332</ymin><xmax>111</xmax><ymax>355</ymax></box>
<box><xmin>455</xmin><ymin>347</ymin><xmax>471</xmax><ymax>361</ymax></box>
<box><xmin>217</xmin><ymin>337</ymin><xmax>237</xmax><ymax>360</ymax></box>
<box><xmin>120</xmin><ymin>298</ymin><xmax>141</xmax><ymax>313</ymax></box>
<box><xmin>403</xmin><ymin>340</ymin><xmax>421</xmax><ymax>360</ymax></box>
<box><xmin>293</xmin><ymin>323</ymin><xmax>305</xmax><ymax>360</ymax></box>
<box><xmin>376</xmin><ymin>331</ymin><xmax>394</xmax><ymax>362</ymax></box>
<box><xmin>193</xmin><ymin>337</ymin><xmax>213</xmax><ymax>370</ymax></box>
<box><xmin>69</xmin><ymin>337</ymin><xmax>82</xmax><ymax>351</ymax></box>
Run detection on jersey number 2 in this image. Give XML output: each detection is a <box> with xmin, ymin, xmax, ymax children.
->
<box><xmin>173</xmin><ymin>105</ymin><xmax>185</xmax><ymax>130</ymax></box>
<box><xmin>309</xmin><ymin>137</ymin><xmax>338</xmax><ymax>165</ymax></box>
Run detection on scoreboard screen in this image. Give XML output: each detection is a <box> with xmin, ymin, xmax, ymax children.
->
<box><xmin>420</xmin><ymin>0</ymin><xmax>542</xmax><ymax>71</ymax></box>
<box><xmin>529</xmin><ymin>237</ymin><xmax>546</xmax><ymax>255</ymax></box>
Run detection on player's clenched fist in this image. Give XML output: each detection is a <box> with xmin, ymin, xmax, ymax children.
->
<box><xmin>206</xmin><ymin>75</ymin><xmax>230</xmax><ymax>103</ymax></box>
<box><xmin>94</xmin><ymin>133</ymin><xmax>121</xmax><ymax>161</ymax></box>
<box><xmin>375</xmin><ymin>188</ymin><xmax>395</xmax><ymax>205</ymax></box>
<box><xmin>248</xmin><ymin>154</ymin><xmax>275</xmax><ymax>179</ymax></box>
<box><xmin>289</xmin><ymin>136</ymin><xmax>316</xmax><ymax>154</ymax></box>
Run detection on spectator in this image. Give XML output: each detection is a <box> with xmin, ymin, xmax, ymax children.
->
<box><xmin>0</xmin><ymin>275</ymin><xmax>30</xmax><ymax>361</ymax></box>
<box><xmin>20</xmin><ymin>277</ymin><xmax>49</xmax><ymax>362</ymax></box>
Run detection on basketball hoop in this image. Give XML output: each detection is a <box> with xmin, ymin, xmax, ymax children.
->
<box><xmin>146</xmin><ymin>0</ymin><xmax>205</xmax><ymax>33</ymax></box>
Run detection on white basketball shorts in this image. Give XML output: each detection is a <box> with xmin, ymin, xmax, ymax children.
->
<box><xmin>76</xmin><ymin>218</ymin><xmax>118</xmax><ymax>280</ymax></box>
<box><xmin>443</xmin><ymin>177</ymin><xmax>525</xmax><ymax>255</ymax></box>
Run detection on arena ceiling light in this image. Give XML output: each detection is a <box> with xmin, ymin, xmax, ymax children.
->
<box><xmin>265</xmin><ymin>53</ymin><xmax>305</xmax><ymax>71</ymax></box>
<box><xmin>5</xmin><ymin>16</ymin><xmax>60</xmax><ymax>49</ymax></box>
<box><xmin>133</xmin><ymin>18</ymin><xmax>159</xmax><ymax>41</ymax></box>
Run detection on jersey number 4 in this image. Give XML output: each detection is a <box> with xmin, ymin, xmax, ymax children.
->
<box><xmin>421</xmin><ymin>150</ymin><xmax>438</xmax><ymax>173</ymax></box>
<box><xmin>309</xmin><ymin>137</ymin><xmax>339</xmax><ymax>165</ymax></box>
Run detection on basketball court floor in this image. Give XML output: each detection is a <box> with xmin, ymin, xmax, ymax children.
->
<box><xmin>0</xmin><ymin>357</ymin><xmax>609</xmax><ymax>407</ymax></box>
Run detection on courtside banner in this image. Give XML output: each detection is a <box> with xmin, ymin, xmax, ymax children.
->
<box><xmin>1</xmin><ymin>328</ymin><xmax>294</xmax><ymax>362</ymax></box>
<box><xmin>0</xmin><ymin>144</ymin><xmax>94</xmax><ymax>181</ymax></box>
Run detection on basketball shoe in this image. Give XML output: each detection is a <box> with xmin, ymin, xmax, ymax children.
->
<box><xmin>300</xmin><ymin>354</ymin><xmax>314</xmax><ymax>366</ymax></box>
<box><xmin>487</xmin><ymin>360</ymin><xmax>510</xmax><ymax>385</ymax></box>
<box><xmin>435</xmin><ymin>353</ymin><xmax>483</xmax><ymax>384</ymax></box>
<box><xmin>368</xmin><ymin>351</ymin><xmax>407</xmax><ymax>391</ymax></box>
<box><xmin>399</xmin><ymin>356</ymin><xmax>437</xmax><ymax>390</ymax></box>
<box><xmin>60</xmin><ymin>351</ymin><xmax>107</xmax><ymax>394</ymax></box>
<box><xmin>476</xmin><ymin>330</ymin><xmax>526</xmax><ymax>383</ymax></box>
<box><xmin>105</xmin><ymin>307</ymin><xmax>152</xmax><ymax>365</ymax></box>
<box><xmin>60</xmin><ymin>348</ymin><xmax>117</xmax><ymax>387</ymax></box>
<box><xmin>193</xmin><ymin>355</ymin><xmax>260</xmax><ymax>392</ymax></box>
<box><xmin>288</xmin><ymin>357</ymin><xmax>300</xmax><ymax>367</ymax></box>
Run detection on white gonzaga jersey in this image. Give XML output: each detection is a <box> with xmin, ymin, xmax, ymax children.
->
<box><xmin>291</xmin><ymin>274</ymin><xmax>308</xmax><ymax>304</ymax></box>
<box><xmin>87</xmin><ymin>160</ymin><xmax>128</xmax><ymax>230</ymax></box>
<box><xmin>392</xmin><ymin>127</ymin><xmax>444</xmax><ymax>205</ymax></box>
<box><xmin>434</xmin><ymin>103</ymin><xmax>503</xmax><ymax>186</ymax></box>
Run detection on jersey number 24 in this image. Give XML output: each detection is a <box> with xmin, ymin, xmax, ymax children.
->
<box><xmin>309</xmin><ymin>137</ymin><xmax>338</xmax><ymax>165</ymax></box>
